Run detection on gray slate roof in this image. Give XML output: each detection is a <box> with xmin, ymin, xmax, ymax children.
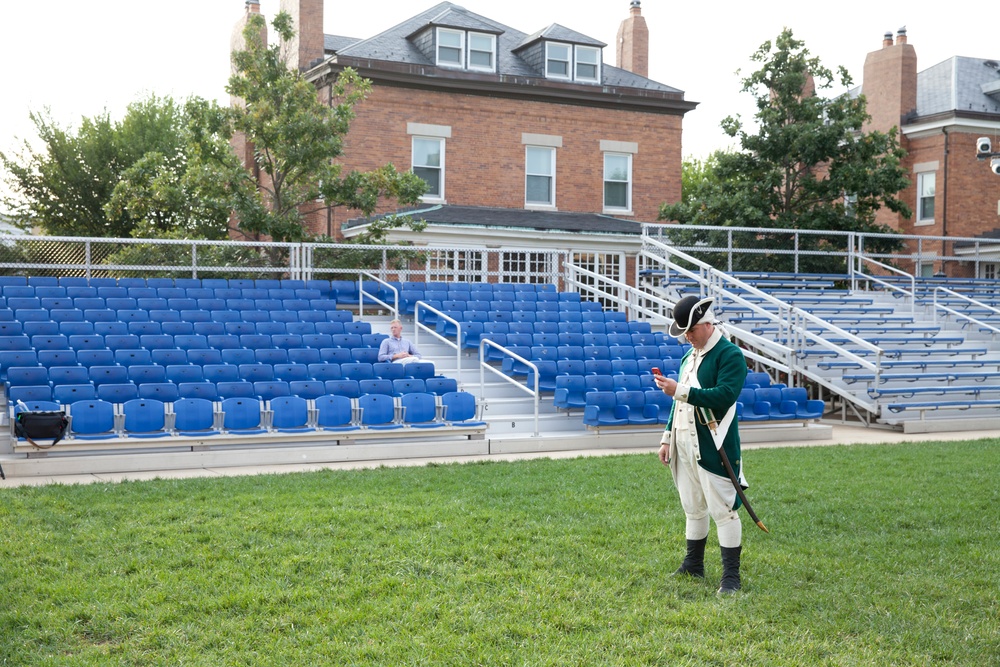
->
<box><xmin>515</xmin><ymin>23</ymin><xmax>607</xmax><ymax>50</ymax></box>
<box><xmin>915</xmin><ymin>56</ymin><xmax>1000</xmax><ymax>118</ymax></box>
<box><xmin>347</xmin><ymin>205</ymin><xmax>647</xmax><ymax>235</ymax></box>
<box><xmin>329</xmin><ymin>1</ymin><xmax>681</xmax><ymax>93</ymax></box>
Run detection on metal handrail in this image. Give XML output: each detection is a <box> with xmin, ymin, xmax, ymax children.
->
<box><xmin>853</xmin><ymin>254</ymin><xmax>915</xmax><ymax>315</ymax></box>
<box><xmin>563</xmin><ymin>262</ymin><xmax>673</xmax><ymax>323</ymax></box>
<box><xmin>932</xmin><ymin>286</ymin><xmax>1000</xmax><ymax>336</ymax></box>
<box><xmin>566</xmin><ymin>259</ymin><xmax>800</xmax><ymax>393</ymax></box>
<box><xmin>641</xmin><ymin>236</ymin><xmax>882</xmax><ymax>414</ymax></box>
<box><xmin>479</xmin><ymin>338</ymin><xmax>539</xmax><ymax>437</ymax></box>
<box><xmin>413</xmin><ymin>301</ymin><xmax>463</xmax><ymax>375</ymax></box>
<box><xmin>358</xmin><ymin>272</ymin><xmax>399</xmax><ymax>319</ymax></box>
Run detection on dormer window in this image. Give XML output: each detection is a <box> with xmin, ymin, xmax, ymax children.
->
<box><xmin>435</xmin><ymin>28</ymin><xmax>497</xmax><ymax>73</ymax></box>
<box><xmin>546</xmin><ymin>42</ymin><xmax>572</xmax><ymax>79</ymax></box>
<box><xmin>575</xmin><ymin>46</ymin><xmax>600</xmax><ymax>82</ymax></box>
<box><xmin>437</xmin><ymin>28</ymin><xmax>464</xmax><ymax>68</ymax></box>
<box><xmin>544</xmin><ymin>42</ymin><xmax>602</xmax><ymax>83</ymax></box>
<box><xmin>468</xmin><ymin>33</ymin><xmax>496</xmax><ymax>72</ymax></box>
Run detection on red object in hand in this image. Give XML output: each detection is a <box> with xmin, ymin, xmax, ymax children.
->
<box><xmin>651</xmin><ymin>368</ymin><xmax>662</xmax><ymax>376</ymax></box>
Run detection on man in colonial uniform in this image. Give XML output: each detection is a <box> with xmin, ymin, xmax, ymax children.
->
<box><xmin>654</xmin><ymin>295</ymin><xmax>748</xmax><ymax>594</ymax></box>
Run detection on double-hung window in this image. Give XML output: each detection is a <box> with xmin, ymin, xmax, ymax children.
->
<box><xmin>468</xmin><ymin>33</ymin><xmax>496</xmax><ymax>72</ymax></box>
<box><xmin>546</xmin><ymin>42</ymin><xmax>572</xmax><ymax>79</ymax></box>
<box><xmin>525</xmin><ymin>146</ymin><xmax>556</xmax><ymax>207</ymax></box>
<box><xmin>413</xmin><ymin>137</ymin><xmax>445</xmax><ymax>201</ymax></box>
<box><xmin>575</xmin><ymin>46</ymin><xmax>600</xmax><ymax>82</ymax></box>
<box><xmin>603</xmin><ymin>153</ymin><xmax>632</xmax><ymax>212</ymax></box>
<box><xmin>437</xmin><ymin>28</ymin><xmax>464</xmax><ymax>68</ymax></box>
<box><xmin>917</xmin><ymin>172</ymin><xmax>935</xmax><ymax>224</ymax></box>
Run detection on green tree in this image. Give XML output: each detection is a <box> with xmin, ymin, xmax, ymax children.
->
<box><xmin>226</xmin><ymin>11</ymin><xmax>427</xmax><ymax>243</ymax></box>
<box><xmin>659</xmin><ymin>29</ymin><xmax>909</xmax><ymax>272</ymax></box>
<box><xmin>1</xmin><ymin>96</ymin><xmax>188</xmax><ymax>237</ymax></box>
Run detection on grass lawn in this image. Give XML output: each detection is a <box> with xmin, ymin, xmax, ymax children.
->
<box><xmin>1</xmin><ymin>438</ymin><xmax>997</xmax><ymax>666</ymax></box>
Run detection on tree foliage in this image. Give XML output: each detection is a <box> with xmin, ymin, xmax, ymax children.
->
<box><xmin>1</xmin><ymin>96</ymin><xmax>193</xmax><ymax>237</ymax></box>
<box><xmin>225</xmin><ymin>11</ymin><xmax>427</xmax><ymax>243</ymax></box>
<box><xmin>659</xmin><ymin>29</ymin><xmax>909</xmax><ymax>272</ymax></box>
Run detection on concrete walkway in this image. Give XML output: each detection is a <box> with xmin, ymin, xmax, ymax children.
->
<box><xmin>2</xmin><ymin>424</ymin><xmax>997</xmax><ymax>489</ymax></box>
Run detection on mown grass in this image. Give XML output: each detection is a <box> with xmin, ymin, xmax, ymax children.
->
<box><xmin>0</xmin><ymin>439</ymin><xmax>997</xmax><ymax>666</ymax></box>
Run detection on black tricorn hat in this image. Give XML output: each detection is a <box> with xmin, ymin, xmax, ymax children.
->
<box><xmin>668</xmin><ymin>295</ymin><xmax>715</xmax><ymax>338</ymax></box>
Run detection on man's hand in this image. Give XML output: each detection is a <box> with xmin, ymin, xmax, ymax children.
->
<box><xmin>658</xmin><ymin>443</ymin><xmax>670</xmax><ymax>466</ymax></box>
<box><xmin>654</xmin><ymin>375</ymin><xmax>678</xmax><ymax>397</ymax></box>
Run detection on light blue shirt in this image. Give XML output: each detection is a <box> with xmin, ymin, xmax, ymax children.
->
<box><xmin>378</xmin><ymin>335</ymin><xmax>421</xmax><ymax>363</ymax></box>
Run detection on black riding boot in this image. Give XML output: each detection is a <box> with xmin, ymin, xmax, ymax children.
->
<box><xmin>673</xmin><ymin>537</ymin><xmax>707</xmax><ymax>578</ymax></box>
<box><xmin>718</xmin><ymin>545</ymin><xmax>742</xmax><ymax>595</ymax></box>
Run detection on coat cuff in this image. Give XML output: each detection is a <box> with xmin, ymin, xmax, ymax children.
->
<box><xmin>675</xmin><ymin>383</ymin><xmax>691</xmax><ymax>403</ymax></box>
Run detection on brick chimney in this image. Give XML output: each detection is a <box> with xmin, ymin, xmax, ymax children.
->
<box><xmin>616</xmin><ymin>0</ymin><xmax>649</xmax><ymax>78</ymax></box>
<box><xmin>231</xmin><ymin>0</ymin><xmax>267</xmax><ymax>179</ymax></box>
<box><xmin>862</xmin><ymin>27</ymin><xmax>917</xmax><ymax>133</ymax></box>
<box><xmin>280</xmin><ymin>0</ymin><xmax>325</xmax><ymax>72</ymax></box>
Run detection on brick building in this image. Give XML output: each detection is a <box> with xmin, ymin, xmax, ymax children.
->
<box><xmin>859</xmin><ymin>29</ymin><xmax>1000</xmax><ymax>277</ymax></box>
<box><xmin>233</xmin><ymin>0</ymin><xmax>696</xmax><ymax>282</ymax></box>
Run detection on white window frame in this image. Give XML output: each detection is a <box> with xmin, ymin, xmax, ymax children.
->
<box><xmin>984</xmin><ymin>263</ymin><xmax>998</xmax><ymax>280</ymax></box>
<box><xmin>412</xmin><ymin>136</ymin><xmax>445</xmax><ymax>202</ymax></box>
<box><xmin>545</xmin><ymin>42</ymin><xmax>572</xmax><ymax>80</ymax></box>
<box><xmin>436</xmin><ymin>28</ymin><xmax>465</xmax><ymax>69</ymax></box>
<box><xmin>574</xmin><ymin>45</ymin><xmax>601</xmax><ymax>83</ymax></box>
<box><xmin>603</xmin><ymin>152</ymin><xmax>632</xmax><ymax>214</ymax></box>
<box><xmin>525</xmin><ymin>146</ymin><xmax>556</xmax><ymax>208</ymax></box>
<box><xmin>500</xmin><ymin>251</ymin><xmax>556</xmax><ymax>284</ymax></box>
<box><xmin>467</xmin><ymin>32</ymin><xmax>496</xmax><ymax>73</ymax></box>
<box><xmin>427</xmin><ymin>250</ymin><xmax>484</xmax><ymax>282</ymax></box>
<box><xmin>916</xmin><ymin>171</ymin><xmax>936</xmax><ymax>225</ymax></box>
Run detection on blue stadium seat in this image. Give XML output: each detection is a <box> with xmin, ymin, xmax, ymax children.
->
<box><xmin>612</xmin><ymin>375</ymin><xmax>641</xmax><ymax>392</ymax></box>
<box><xmin>781</xmin><ymin>387</ymin><xmax>825</xmax><ymax>419</ymax></box>
<box><xmin>359</xmin><ymin>378</ymin><xmax>394</xmax><ymax>397</ymax></box>
<box><xmin>138</xmin><ymin>382</ymin><xmax>180</xmax><ymax>403</ymax></box>
<box><xmin>756</xmin><ymin>387</ymin><xmax>795</xmax><ymax>419</ymax></box>
<box><xmin>643</xmin><ymin>390</ymin><xmax>673</xmax><ymax>423</ymax></box>
<box><xmin>255</xmin><ymin>348</ymin><xmax>289</xmax><ymax>365</ymax></box>
<box><xmin>315</xmin><ymin>394</ymin><xmax>359</xmax><ymax>432</ymax></box>
<box><xmin>307</xmin><ymin>363</ymin><xmax>342</xmax><ymax>382</ymax></box>
<box><xmin>221</xmin><ymin>397</ymin><xmax>267</xmax><ymax>435</ymax></box>
<box><xmin>69</xmin><ymin>400</ymin><xmax>117</xmax><ymax>439</ymax></box>
<box><xmin>617</xmin><ymin>390</ymin><xmax>659</xmax><ymax>425</ymax></box>
<box><xmin>97</xmin><ymin>383</ymin><xmax>139</xmax><ymax>404</ymax></box>
<box><xmin>178</xmin><ymin>382</ymin><xmax>220</xmax><ymax>401</ymax></box>
<box><xmin>341</xmin><ymin>362</ymin><xmax>374</xmax><ymax>382</ymax></box>
<box><xmin>122</xmin><ymin>399</ymin><xmax>170</xmax><ymax>438</ymax></box>
<box><xmin>585</xmin><ymin>374</ymin><xmax>614</xmax><ymax>393</ymax></box>
<box><xmin>325</xmin><ymin>379</ymin><xmax>360</xmax><ymax>399</ymax></box>
<box><xmin>288</xmin><ymin>380</ymin><xmax>326</xmax><ymax>400</ymax></box>
<box><xmin>440</xmin><ymin>391</ymin><xmax>486</xmax><ymax>427</ymax></box>
<box><xmin>238</xmin><ymin>364</ymin><xmax>274</xmax><ymax>383</ymax></box>
<box><xmin>611</xmin><ymin>359</ymin><xmax>639</xmax><ymax>376</ymax></box>
<box><xmin>358</xmin><ymin>393</ymin><xmax>402</xmax><ymax>430</ymax></box>
<box><xmin>270</xmin><ymin>395</ymin><xmax>314</xmax><ymax>433</ymax></box>
<box><xmin>254</xmin><ymin>381</ymin><xmax>290</xmax><ymax>402</ymax></box>
<box><xmin>553</xmin><ymin>375</ymin><xmax>587</xmax><ymax>410</ymax></box>
<box><xmin>400</xmin><ymin>392</ymin><xmax>443</xmax><ymax>428</ymax></box>
<box><xmin>424</xmin><ymin>377</ymin><xmax>458</xmax><ymax>396</ymax></box>
<box><xmin>584</xmin><ymin>359</ymin><xmax>613</xmax><ymax>376</ymax></box>
<box><xmin>217</xmin><ymin>381</ymin><xmax>255</xmax><ymax>400</ymax></box>
<box><xmin>583</xmin><ymin>391</ymin><xmax>629</xmax><ymax>427</ymax></box>
<box><xmin>172</xmin><ymin>397</ymin><xmax>220</xmax><ymax>436</ymax></box>
<box><xmin>52</xmin><ymin>384</ymin><xmax>97</xmax><ymax>404</ymax></box>
<box><xmin>372</xmin><ymin>362</ymin><xmax>405</xmax><ymax>380</ymax></box>
<box><xmin>320</xmin><ymin>348</ymin><xmax>352</xmax><ymax>365</ymax></box>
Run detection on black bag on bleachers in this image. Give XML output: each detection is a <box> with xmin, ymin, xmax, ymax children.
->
<box><xmin>15</xmin><ymin>411</ymin><xmax>69</xmax><ymax>448</ymax></box>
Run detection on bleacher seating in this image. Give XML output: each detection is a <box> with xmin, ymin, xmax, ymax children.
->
<box><xmin>4</xmin><ymin>276</ymin><xmax>492</xmax><ymax>447</ymax></box>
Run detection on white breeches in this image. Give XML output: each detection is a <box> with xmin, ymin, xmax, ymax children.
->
<box><xmin>670</xmin><ymin>428</ymin><xmax>742</xmax><ymax>548</ymax></box>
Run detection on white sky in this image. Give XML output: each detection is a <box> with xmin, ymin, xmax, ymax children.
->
<box><xmin>0</xmin><ymin>0</ymin><xmax>992</xmax><ymax>209</ymax></box>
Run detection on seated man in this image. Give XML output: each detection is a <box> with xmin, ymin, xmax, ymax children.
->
<box><xmin>378</xmin><ymin>319</ymin><xmax>422</xmax><ymax>364</ymax></box>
